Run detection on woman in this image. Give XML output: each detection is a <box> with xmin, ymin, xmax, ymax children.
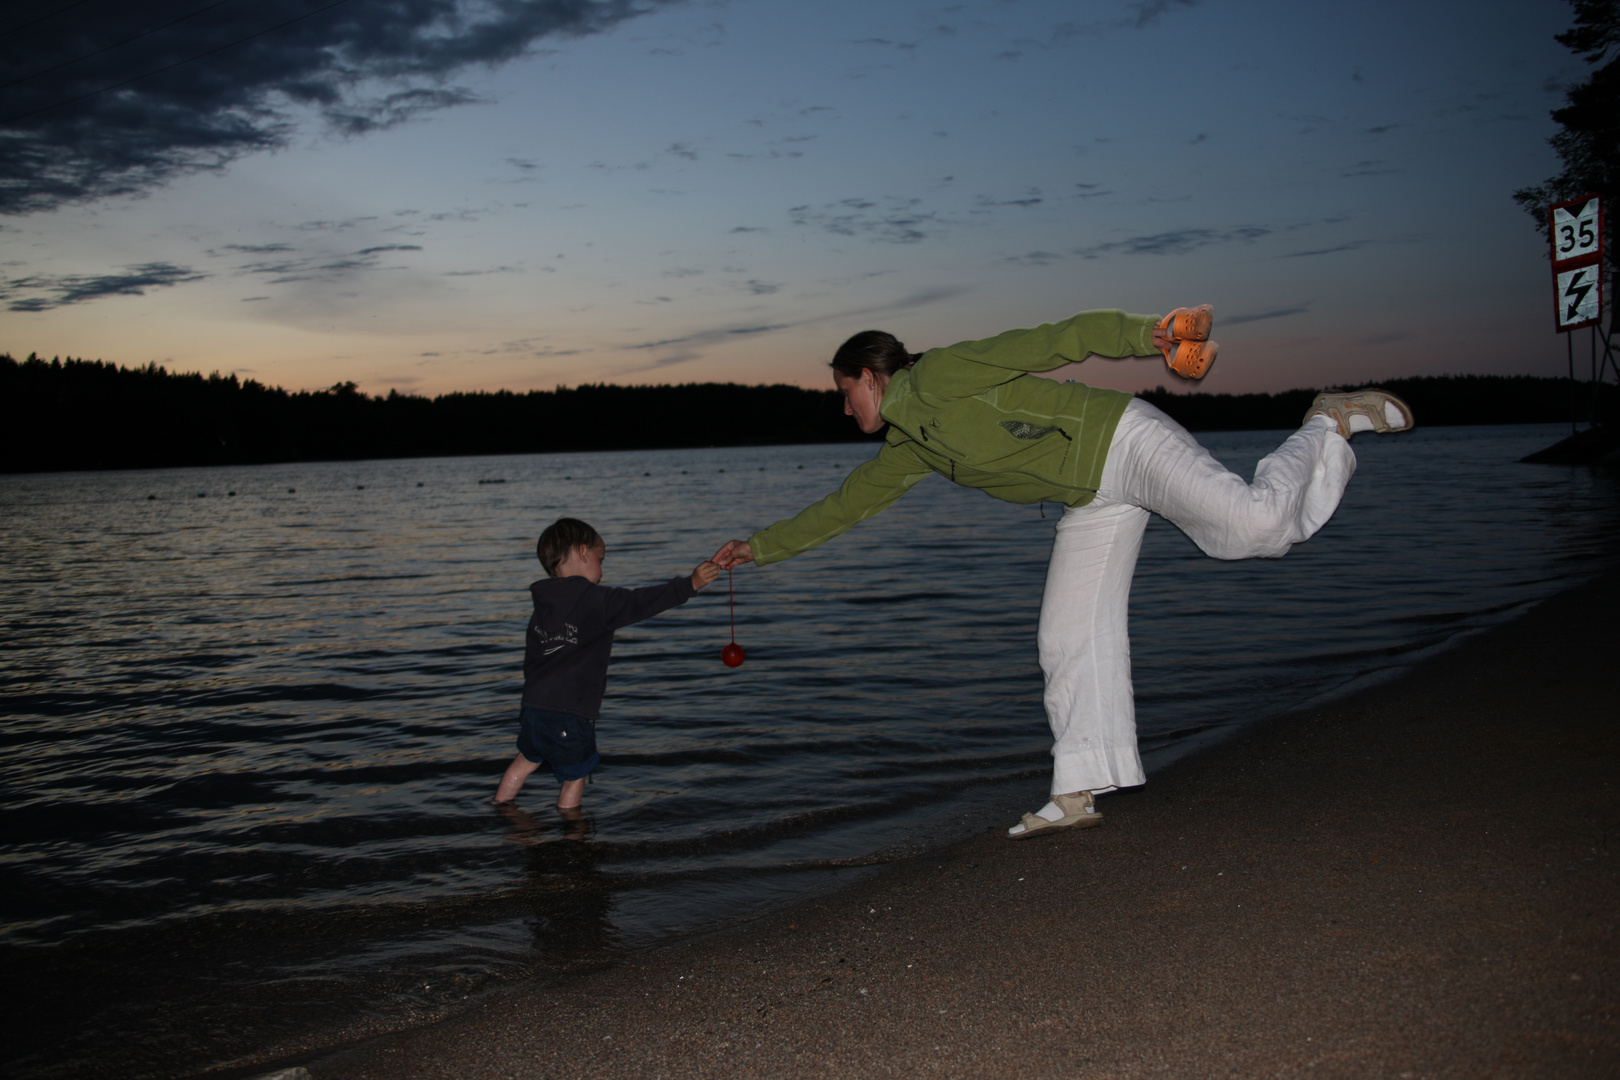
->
<box><xmin>712</xmin><ymin>307</ymin><xmax>1412</xmax><ymax>839</ymax></box>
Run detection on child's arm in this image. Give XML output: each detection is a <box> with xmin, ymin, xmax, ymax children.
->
<box><xmin>691</xmin><ymin>560</ymin><xmax>721</xmax><ymax>591</ymax></box>
<box><xmin>595</xmin><ymin>558</ymin><xmax>718</xmax><ymax>632</ymax></box>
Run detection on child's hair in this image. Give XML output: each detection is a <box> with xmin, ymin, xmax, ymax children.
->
<box><xmin>536</xmin><ymin>518</ymin><xmax>603</xmax><ymax>577</ymax></box>
<box><xmin>830</xmin><ymin>330</ymin><xmax>921</xmax><ymax>380</ymax></box>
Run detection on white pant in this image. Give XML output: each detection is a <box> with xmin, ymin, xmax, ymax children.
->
<box><xmin>1039</xmin><ymin>399</ymin><xmax>1356</xmax><ymax>796</ymax></box>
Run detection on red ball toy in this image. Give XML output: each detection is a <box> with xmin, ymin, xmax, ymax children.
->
<box><xmin>721</xmin><ymin>642</ymin><xmax>746</xmax><ymax>668</ymax></box>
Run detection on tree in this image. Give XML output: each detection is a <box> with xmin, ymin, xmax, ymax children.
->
<box><xmin>1513</xmin><ymin>0</ymin><xmax>1620</xmax><ymax>331</ymax></box>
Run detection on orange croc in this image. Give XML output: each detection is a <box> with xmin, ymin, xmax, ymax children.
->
<box><xmin>1158</xmin><ymin>303</ymin><xmax>1213</xmax><ymax>342</ymax></box>
<box><xmin>1158</xmin><ymin>304</ymin><xmax>1217</xmax><ymax>379</ymax></box>
<box><xmin>1165</xmin><ymin>338</ymin><xmax>1218</xmax><ymax>379</ymax></box>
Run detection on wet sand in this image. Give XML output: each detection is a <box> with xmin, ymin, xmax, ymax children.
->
<box><xmin>287</xmin><ymin>570</ymin><xmax>1618</xmax><ymax>1079</ymax></box>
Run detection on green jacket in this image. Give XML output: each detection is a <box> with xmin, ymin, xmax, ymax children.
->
<box><xmin>749</xmin><ymin>309</ymin><xmax>1161</xmax><ymax>566</ymax></box>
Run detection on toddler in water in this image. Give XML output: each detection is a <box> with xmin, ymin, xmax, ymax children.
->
<box><xmin>494</xmin><ymin>517</ymin><xmax>722</xmax><ymax>809</ymax></box>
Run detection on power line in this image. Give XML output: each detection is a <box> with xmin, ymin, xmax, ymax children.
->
<box><xmin>0</xmin><ymin>0</ymin><xmax>98</xmax><ymax>39</ymax></box>
<box><xmin>0</xmin><ymin>0</ymin><xmax>356</xmax><ymax>128</ymax></box>
<box><xmin>1</xmin><ymin>0</ymin><xmax>246</xmax><ymax>93</ymax></box>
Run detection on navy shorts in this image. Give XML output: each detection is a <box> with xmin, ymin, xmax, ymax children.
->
<box><xmin>516</xmin><ymin>707</ymin><xmax>599</xmax><ymax>781</ymax></box>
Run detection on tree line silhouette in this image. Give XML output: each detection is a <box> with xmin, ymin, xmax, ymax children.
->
<box><xmin>2</xmin><ymin>352</ymin><xmax>1612</xmax><ymax>473</ymax></box>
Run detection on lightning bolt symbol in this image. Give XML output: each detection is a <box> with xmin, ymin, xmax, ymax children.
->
<box><xmin>1564</xmin><ymin>269</ymin><xmax>1594</xmax><ymax>320</ymax></box>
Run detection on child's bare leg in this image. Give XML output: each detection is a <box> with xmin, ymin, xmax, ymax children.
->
<box><xmin>495</xmin><ymin>753</ymin><xmax>541</xmax><ymax>803</ymax></box>
<box><xmin>556</xmin><ymin>777</ymin><xmax>586</xmax><ymax>810</ymax></box>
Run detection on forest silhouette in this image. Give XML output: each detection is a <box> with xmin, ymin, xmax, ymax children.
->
<box><xmin>2</xmin><ymin>352</ymin><xmax>1611</xmax><ymax>473</ymax></box>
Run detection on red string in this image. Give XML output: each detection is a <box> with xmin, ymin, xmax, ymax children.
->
<box><xmin>727</xmin><ymin>567</ymin><xmax>735</xmax><ymax>644</ymax></box>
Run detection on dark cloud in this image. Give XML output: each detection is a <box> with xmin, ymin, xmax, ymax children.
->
<box><xmin>1341</xmin><ymin>160</ymin><xmax>1401</xmax><ymax>178</ymax></box>
<box><xmin>1283</xmin><ymin>241</ymin><xmax>1368</xmax><ymax>258</ymax></box>
<box><xmin>627</xmin><ymin>322</ymin><xmax>790</xmax><ymax>350</ymax></box>
<box><xmin>216</xmin><ymin>242</ymin><xmax>295</xmax><ymax>255</ymax></box>
<box><xmin>1074</xmin><ymin>225</ymin><xmax>1269</xmax><ymax>258</ymax></box>
<box><xmin>227</xmin><ymin>241</ymin><xmax>427</xmax><ymax>283</ymax></box>
<box><xmin>618</xmin><ymin>286</ymin><xmax>970</xmax><ymax>367</ymax></box>
<box><xmin>1053</xmin><ymin>0</ymin><xmax>1199</xmax><ymax>39</ymax></box>
<box><xmin>2</xmin><ymin>261</ymin><xmax>205</xmax><ymax>311</ymax></box>
<box><xmin>974</xmin><ymin>190</ymin><xmax>1043</xmax><ymax>208</ymax></box>
<box><xmin>0</xmin><ymin>0</ymin><xmax>676</xmax><ymax>215</ymax></box>
<box><xmin>442</xmin><ymin>265</ymin><xmax>527</xmax><ymax>276</ymax></box>
<box><xmin>1004</xmin><ymin>251</ymin><xmax>1065</xmax><ymax>266</ymax></box>
<box><xmin>1123</xmin><ymin>0</ymin><xmax>1200</xmax><ymax>28</ymax></box>
<box><xmin>1225</xmin><ymin>306</ymin><xmax>1308</xmax><ymax>325</ymax></box>
<box><xmin>789</xmin><ymin>196</ymin><xmax>945</xmax><ymax>244</ymax></box>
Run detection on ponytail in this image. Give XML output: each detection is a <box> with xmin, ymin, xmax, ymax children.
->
<box><xmin>830</xmin><ymin>330</ymin><xmax>921</xmax><ymax>380</ymax></box>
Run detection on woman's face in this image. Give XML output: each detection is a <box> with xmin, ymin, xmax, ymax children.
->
<box><xmin>834</xmin><ymin>368</ymin><xmax>889</xmax><ymax>434</ymax></box>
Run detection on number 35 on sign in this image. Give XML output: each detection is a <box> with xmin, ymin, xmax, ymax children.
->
<box><xmin>1548</xmin><ymin>194</ymin><xmax>1603</xmax><ymax>332</ymax></box>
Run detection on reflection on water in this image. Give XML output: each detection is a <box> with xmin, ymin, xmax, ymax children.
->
<box><xmin>0</xmin><ymin>424</ymin><xmax>1616</xmax><ymax>1079</ymax></box>
<box><xmin>497</xmin><ymin>804</ymin><xmax>616</xmax><ymax>971</ymax></box>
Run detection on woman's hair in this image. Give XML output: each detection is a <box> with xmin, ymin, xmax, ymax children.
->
<box><xmin>536</xmin><ymin>517</ymin><xmax>602</xmax><ymax>576</ymax></box>
<box><xmin>829</xmin><ymin>330</ymin><xmax>920</xmax><ymax>380</ymax></box>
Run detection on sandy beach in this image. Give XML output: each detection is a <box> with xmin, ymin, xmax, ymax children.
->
<box><xmin>251</xmin><ymin>568</ymin><xmax>1616</xmax><ymax>1080</ymax></box>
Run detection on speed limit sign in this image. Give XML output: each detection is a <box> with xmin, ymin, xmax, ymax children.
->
<box><xmin>1549</xmin><ymin>194</ymin><xmax>1603</xmax><ymax>332</ymax></box>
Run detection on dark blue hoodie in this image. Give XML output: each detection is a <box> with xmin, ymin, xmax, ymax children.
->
<box><xmin>520</xmin><ymin>573</ymin><xmax>696</xmax><ymax>719</ymax></box>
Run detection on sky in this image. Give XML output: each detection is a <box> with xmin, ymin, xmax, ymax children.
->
<box><xmin>0</xmin><ymin>0</ymin><xmax>1593</xmax><ymax>398</ymax></box>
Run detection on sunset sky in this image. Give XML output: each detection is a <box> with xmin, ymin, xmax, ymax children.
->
<box><xmin>0</xmin><ymin>0</ymin><xmax>1589</xmax><ymax>398</ymax></box>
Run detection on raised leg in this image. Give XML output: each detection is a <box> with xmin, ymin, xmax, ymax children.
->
<box><xmin>1103</xmin><ymin>399</ymin><xmax>1356</xmax><ymax>560</ymax></box>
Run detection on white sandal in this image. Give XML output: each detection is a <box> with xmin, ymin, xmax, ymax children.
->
<box><xmin>1008</xmin><ymin>791</ymin><xmax>1104</xmax><ymax>839</ymax></box>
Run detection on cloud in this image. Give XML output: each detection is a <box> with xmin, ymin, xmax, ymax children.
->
<box><xmin>1282</xmin><ymin>241</ymin><xmax>1368</xmax><ymax>258</ymax></box>
<box><xmin>1004</xmin><ymin>251</ymin><xmax>1065</xmax><ymax>266</ymax></box>
<box><xmin>1340</xmin><ymin>160</ymin><xmax>1400</xmax><ymax>178</ymax></box>
<box><xmin>615</xmin><ymin>286</ymin><xmax>970</xmax><ymax>370</ymax></box>
<box><xmin>1124</xmin><ymin>0</ymin><xmax>1200</xmax><ymax>28</ymax></box>
<box><xmin>227</xmin><ymin>242</ymin><xmax>427</xmax><ymax>284</ymax></box>
<box><xmin>0</xmin><ymin>0</ymin><xmax>679</xmax><ymax>215</ymax></box>
<box><xmin>2</xmin><ymin>261</ymin><xmax>205</xmax><ymax>311</ymax></box>
<box><xmin>1225</xmin><ymin>306</ymin><xmax>1308</xmax><ymax>325</ymax></box>
<box><xmin>1053</xmin><ymin>0</ymin><xmax>1199</xmax><ymax>39</ymax></box>
<box><xmin>442</xmin><ymin>265</ymin><xmax>526</xmax><ymax>277</ymax></box>
<box><xmin>974</xmin><ymin>190</ymin><xmax>1043</xmax><ymax>209</ymax></box>
<box><xmin>216</xmin><ymin>242</ymin><xmax>295</xmax><ymax>255</ymax></box>
<box><xmin>627</xmin><ymin>323</ymin><xmax>791</xmax><ymax>351</ymax></box>
<box><xmin>790</xmin><ymin>196</ymin><xmax>946</xmax><ymax>244</ymax></box>
<box><xmin>1074</xmin><ymin>225</ymin><xmax>1269</xmax><ymax>258</ymax></box>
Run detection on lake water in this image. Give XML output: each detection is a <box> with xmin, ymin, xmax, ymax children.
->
<box><xmin>2</xmin><ymin>423</ymin><xmax>1616</xmax><ymax>1079</ymax></box>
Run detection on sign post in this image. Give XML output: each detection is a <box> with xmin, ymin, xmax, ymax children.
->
<box><xmin>1549</xmin><ymin>194</ymin><xmax>1603</xmax><ymax>332</ymax></box>
<box><xmin>1524</xmin><ymin>194</ymin><xmax>1615</xmax><ymax>460</ymax></box>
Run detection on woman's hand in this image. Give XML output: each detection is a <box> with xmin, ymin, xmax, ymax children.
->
<box><xmin>712</xmin><ymin>539</ymin><xmax>754</xmax><ymax>570</ymax></box>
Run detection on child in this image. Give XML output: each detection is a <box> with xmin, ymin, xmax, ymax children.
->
<box><xmin>494</xmin><ymin>517</ymin><xmax>722</xmax><ymax>809</ymax></box>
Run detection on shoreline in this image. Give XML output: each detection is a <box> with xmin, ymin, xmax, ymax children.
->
<box><xmin>235</xmin><ymin>566</ymin><xmax>1618</xmax><ymax>1079</ymax></box>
